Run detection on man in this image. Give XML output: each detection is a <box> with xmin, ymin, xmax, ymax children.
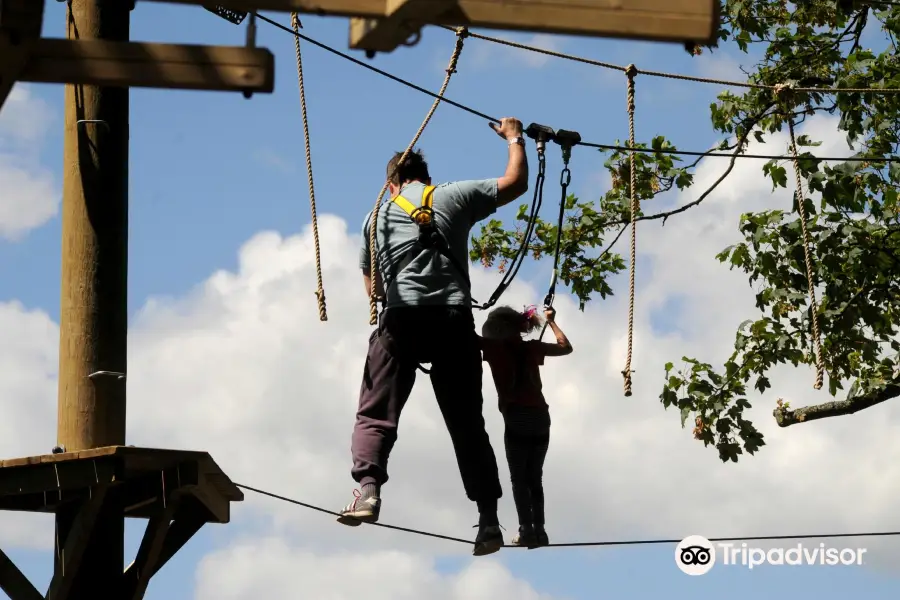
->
<box><xmin>338</xmin><ymin>117</ymin><xmax>530</xmax><ymax>556</ymax></box>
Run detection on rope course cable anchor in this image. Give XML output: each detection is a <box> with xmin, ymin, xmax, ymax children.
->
<box><xmin>291</xmin><ymin>12</ymin><xmax>327</xmax><ymax>322</ymax></box>
<box><xmin>367</xmin><ymin>26</ymin><xmax>470</xmax><ymax>326</ymax></box>
<box><xmin>622</xmin><ymin>64</ymin><xmax>638</xmax><ymax>398</ymax></box>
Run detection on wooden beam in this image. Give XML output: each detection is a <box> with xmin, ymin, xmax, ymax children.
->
<box><xmin>0</xmin><ymin>458</ymin><xmax>118</xmax><ymax>497</ymax></box>
<box><xmin>148</xmin><ymin>501</ymin><xmax>207</xmax><ymax>578</ymax></box>
<box><xmin>154</xmin><ymin>0</ymin><xmax>720</xmax><ymax>47</ymax></box>
<box><xmin>350</xmin><ymin>0</ymin><xmax>457</xmax><ymax>54</ymax></box>
<box><xmin>0</xmin><ymin>0</ymin><xmax>44</xmax><ymax>112</ymax></box>
<box><xmin>151</xmin><ymin>0</ymin><xmax>388</xmax><ymax>17</ymax></box>
<box><xmin>0</xmin><ymin>548</ymin><xmax>42</xmax><ymax>600</ymax></box>
<box><xmin>18</xmin><ymin>38</ymin><xmax>275</xmax><ymax>93</ymax></box>
<box><xmin>123</xmin><ymin>495</ymin><xmax>182</xmax><ymax>600</ymax></box>
<box><xmin>47</xmin><ymin>487</ymin><xmax>111</xmax><ymax>600</ymax></box>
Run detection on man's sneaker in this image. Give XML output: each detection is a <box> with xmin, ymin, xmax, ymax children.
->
<box><xmin>534</xmin><ymin>525</ymin><xmax>549</xmax><ymax>547</ymax></box>
<box><xmin>336</xmin><ymin>489</ymin><xmax>380</xmax><ymax>526</ymax></box>
<box><xmin>473</xmin><ymin>524</ymin><xmax>504</xmax><ymax>556</ymax></box>
<box><xmin>511</xmin><ymin>524</ymin><xmax>538</xmax><ymax>548</ymax></box>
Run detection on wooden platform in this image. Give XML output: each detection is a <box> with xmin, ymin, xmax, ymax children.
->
<box><xmin>0</xmin><ymin>446</ymin><xmax>242</xmax><ymax>524</ymax></box>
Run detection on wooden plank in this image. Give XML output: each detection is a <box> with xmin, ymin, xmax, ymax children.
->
<box><xmin>0</xmin><ymin>548</ymin><xmax>42</xmax><ymax>600</ymax></box>
<box><xmin>0</xmin><ymin>0</ymin><xmax>44</xmax><ymax>112</ymax></box>
<box><xmin>157</xmin><ymin>0</ymin><xmax>719</xmax><ymax>45</ymax></box>
<box><xmin>351</xmin><ymin>0</ymin><xmax>719</xmax><ymax>51</ymax></box>
<box><xmin>123</xmin><ymin>495</ymin><xmax>182</xmax><ymax>600</ymax></box>
<box><xmin>47</xmin><ymin>487</ymin><xmax>111</xmax><ymax>600</ymax></box>
<box><xmin>1</xmin><ymin>446</ymin><xmax>205</xmax><ymax>469</ymax></box>
<box><xmin>350</xmin><ymin>0</ymin><xmax>457</xmax><ymax>53</ymax></box>
<box><xmin>0</xmin><ymin>458</ymin><xmax>118</xmax><ymax>497</ymax></box>
<box><xmin>18</xmin><ymin>39</ymin><xmax>275</xmax><ymax>93</ymax></box>
<box><xmin>152</xmin><ymin>0</ymin><xmax>389</xmax><ymax>17</ymax></box>
<box><xmin>0</xmin><ymin>448</ymin><xmax>240</xmax><ymax>519</ymax></box>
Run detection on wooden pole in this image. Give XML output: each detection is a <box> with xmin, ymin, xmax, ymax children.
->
<box><xmin>56</xmin><ymin>0</ymin><xmax>130</xmax><ymax>595</ymax></box>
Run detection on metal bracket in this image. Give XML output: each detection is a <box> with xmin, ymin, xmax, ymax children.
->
<box><xmin>554</xmin><ymin>128</ymin><xmax>582</xmax><ymax>164</ymax></box>
<box><xmin>525</xmin><ymin>123</ymin><xmax>556</xmax><ymax>155</ymax></box>
<box><xmin>76</xmin><ymin>119</ymin><xmax>109</xmax><ymax>132</ymax></box>
<box><xmin>203</xmin><ymin>4</ymin><xmax>248</xmax><ymax>24</ymax></box>
<box><xmin>242</xmin><ymin>11</ymin><xmax>257</xmax><ymax>98</ymax></box>
<box><xmin>87</xmin><ymin>371</ymin><xmax>126</xmax><ymax>381</ymax></box>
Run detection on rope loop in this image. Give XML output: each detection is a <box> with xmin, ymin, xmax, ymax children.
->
<box><xmin>446</xmin><ymin>27</ymin><xmax>468</xmax><ymax>74</ymax></box>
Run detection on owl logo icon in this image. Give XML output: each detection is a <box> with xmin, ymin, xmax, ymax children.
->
<box><xmin>675</xmin><ymin>535</ymin><xmax>716</xmax><ymax>575</ymax></box>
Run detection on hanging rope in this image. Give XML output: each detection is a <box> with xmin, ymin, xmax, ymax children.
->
<box><xmin>622</xmin><ymin>64</ymin><xmax>638</xmax><ymax>397</ymax></box>
<box><xmin>784</xmin><ymin>107</ymin><xmax>825</xmax><ymax>390</ymax></box>
<box><xmin>291</xmin><ymin>13</ymin><xmax>327</xmax><ymax>321</ymax></box>
<box><xmin>367</xmin><ymin>28</ymin><xmax>470</xmax><ymax>325</ymax></box>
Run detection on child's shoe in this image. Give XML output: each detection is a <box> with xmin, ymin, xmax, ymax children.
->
<box><xmin>534</xmin><ymin>525</ymin><xmax>549</xmax><ymax>547</ymax></box>
<box><xmin>511</xmin><ymin>524</ymin><xmax>538</xmax><ymax>548</ymax></box>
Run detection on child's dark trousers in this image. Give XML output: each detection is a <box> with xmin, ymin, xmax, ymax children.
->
<box><xmin>503</xmin><ymin>404</ymin><xmax>551</xmax><ymax>526</ymax></box>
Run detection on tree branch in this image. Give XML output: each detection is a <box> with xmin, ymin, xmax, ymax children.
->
<box><xmin>772</xmin><ymin>380</ymin><xmax>900</xmax><ymax>427</ymax></box>
<box><xmin>588</xmin><ymin>106</ymin><xmax>776</xmax><ymax>232</ymax></box>
<box><xmin>586</xmin><ymin>223</ymin><xmax>629</xmax><ymax>268</ymax></box>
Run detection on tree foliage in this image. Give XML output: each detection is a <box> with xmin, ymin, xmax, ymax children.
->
<box><xmin>471</xmin><ymin>0</ymin><xmax>900</xmax><ymax>462</ymax></box>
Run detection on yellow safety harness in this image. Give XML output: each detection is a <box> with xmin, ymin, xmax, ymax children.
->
<box><xmin>383</xmin><ymin>185</ymin><xmax>473</xmax><ymax>298</ymax></box>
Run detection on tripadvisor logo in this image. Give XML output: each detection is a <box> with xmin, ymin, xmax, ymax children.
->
<box><xmin>675</xmin><ymin>535</ymin><xmax>867</xmax><ymax>574</ymax></box>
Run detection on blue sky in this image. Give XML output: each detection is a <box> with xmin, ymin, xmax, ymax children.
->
<box><xmin>1</xmin><ymin>3</ymin><xmax>899</xmax><ymax>599</ymax></box>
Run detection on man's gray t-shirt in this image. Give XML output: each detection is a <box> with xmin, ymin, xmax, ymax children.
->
<box><xmin>359</xmin><ymin>179</ymin><xmax>499</xmax><ymax>308</ymax></box>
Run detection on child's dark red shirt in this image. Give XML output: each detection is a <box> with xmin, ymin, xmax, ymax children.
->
<box><xmin>481</xmin><ymin>338</ymin><xmax>548</xmax><ymax>412</ymax></box>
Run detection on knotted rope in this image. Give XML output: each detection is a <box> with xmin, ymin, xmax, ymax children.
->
<box><xmin>292</xmin><ymin>13</ymin><xmax>326</xmax><ymax>320</ymax></box>
<box><xmin>622</xmin><ymin>64</ymin><xmax>638</xmax><ymax>397</ymax></box>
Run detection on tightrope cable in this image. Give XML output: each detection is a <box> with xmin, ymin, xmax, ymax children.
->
<box><xmin>236</xmin><ymin>483</ymin><xmax>900</xmax><ymax>549</ymax></box>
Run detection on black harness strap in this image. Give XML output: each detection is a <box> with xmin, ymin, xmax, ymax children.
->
<box><xmin>475</xmin><ymin>151</ymin><xmax>547</xmax><ymax>311</ymax></box>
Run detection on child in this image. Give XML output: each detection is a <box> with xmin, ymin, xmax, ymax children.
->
<box><xmin>480</xmin><ymin>304</ymin><xmax>572</xmax><ymax>548</ymax></box>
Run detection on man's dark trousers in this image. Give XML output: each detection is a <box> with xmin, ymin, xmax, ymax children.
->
<box><xmin>351</xmin><ymin>305</ymin><xmax>503</xmax><ymax>503</ymax></box>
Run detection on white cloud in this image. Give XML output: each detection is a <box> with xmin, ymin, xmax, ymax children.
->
<box><xmin>1</xmin><ymin>114</ymin><xmax>899</xmax><ymax>586</ymax></box>
<box><xmin>0</xmin><ymin>301</ymin><xmax>58</xmax><ymax>550</ymax></box>
<box><xmin>0</xmin><ymin>84</ymin><xmax>59</xmax><ymax>241</ymax></box>
<box><xmin>195</xmin><ymin>537</ymin><xmax>562</xmax><ymax>600</ymax></box>
<box><xmin>0</xmin><ymin>84</ymin><xmax>54</xmax><ymax>146</ymax></box>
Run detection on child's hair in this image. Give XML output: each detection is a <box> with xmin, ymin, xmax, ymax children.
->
<box><xmin>482</xmin><ymin>305</ymin><xmax>543</xmax><ymax>340</ymax></box>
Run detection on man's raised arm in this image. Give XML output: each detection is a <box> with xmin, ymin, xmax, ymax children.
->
<box><xmin>492</xmin><ymin>117</ymin><xmax>529</xmax><ymax>208</ymax></box>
